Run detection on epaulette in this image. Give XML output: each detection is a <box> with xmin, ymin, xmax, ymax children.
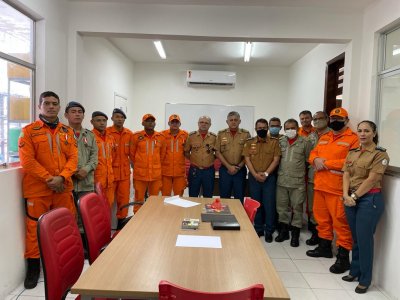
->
<box><xmin>246</xmin><ymin>137</ymin><xmax>256</xmax><ymax>141</ymax></box>
<box><xmin>209</xmin><ymin>132</ymin><xmax>217</xmax><ymax>137</ymax></box>
<box><xmin>218</xmin><ymin>129</ymin><xmax>228</xmax><ymax>134</ymax></box>
<box><xmin>240</xmin><ymin>128</ymin><xmax>249</xmax><ymax>133</ymax></box>
<box><xmin>278</xmin><ymin>136</ymin><xmax>286</xmax><ymax>141</ymax></box>
<box><xmin>189</xmin><ymin>131</ymin><xmax>197</xmax><ymax>136</ymax></box>
<box><xmin>31</xmin><ymin>120</ymin><xmax>44</xmax><ymax>130</ymax></box>
<box><xmin>61</xmin><ymin>125</ymin><xmax>71</xmax><ymax>133</ymax></box>
<box><xmin>376</xmin><ymin>146</ymin><xmax>386</xmax><ymax>152</ymax></box>
<box><xmin>349</xmin><ymin>147</ymin><xmax>360</xmax><ymax>152</ymax></box>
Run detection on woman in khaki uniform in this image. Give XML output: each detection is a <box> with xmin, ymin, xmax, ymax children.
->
<box><xmin>342</xmin><ymin>120</ymin><xmax>389</xmax><ymax>294</ymax></box>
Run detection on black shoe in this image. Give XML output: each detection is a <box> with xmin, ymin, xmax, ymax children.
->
<box><xmin>306</xmin><ymin>232</ymin><xmax>320</xmax><ymax>246</ymax></box>
<box><xmin>329</xmin><ymin>246</ymin><xmax>350</xmax><ymax>274</ymax></box>
<box><xmin>342</xmin><ymin>275</ymin><xmax>357</xmax><ymax>282</ymax></box>
<box><xmin>290</xmin><ymin>227</ymin><xmax>300</xmax><ymax>247</ymax></box>
<box><xmin>265</xmin><ymin>233</ymin><xmax>273</xmax><ymax>243</ymax></box>
<box><xmin>24</xmin><ymin>258</ymin><xmax>40</xmax><ymax>289</ymax></box>
<box><xmin>275</xmin><ymin>223</ymin><xmax>290</xmax><ymax>242</ymax></box>
<box><xmin>306</xmin><ymin>238</ymin><xmax>333</xmax><ymax>258</ymax></box>
<box><xmin>355</xmin><ymin>285</ymin><xmax>368</xmax><ymax>294</ymax></box>
<box><xmin>256</xmin><ymin>231</ymin><xmax>264</xmax><ymax>237</ymax></box>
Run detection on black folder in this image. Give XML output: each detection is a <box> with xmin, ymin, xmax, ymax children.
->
<box><xmin>211</xmin><ymin>218</ymin><xmax>240</xmax><ymax>230</ymax></box>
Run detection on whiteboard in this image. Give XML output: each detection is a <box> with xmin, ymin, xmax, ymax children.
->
<box><xmin>165</xmin><ymin>103</ymin><xmax>255</xmax><ymax>134</ymax></box>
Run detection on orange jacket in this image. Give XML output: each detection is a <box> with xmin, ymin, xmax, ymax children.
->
<box><xmin>309</xmin><ymin>127</ymin><xmax>359</xmax><ymax>195</ymax></box>
<box><xmin>161</xmin><ymin>129</ymin><xmax>188</xmax><ymax>177</ymax></box>
<box><xmin>93</xmin><ymin>128</ymin><xmax>115</xmax><ymax>189</ymax></box>
<box><xmin>19</xmin><ymin>120</ymin><xmax>78</xmax><ymax>198</ymax></box>
<box><xmin>106</xmin><ymin>126</ymin><xmax>133</xmax><ymax>181</ymax></box>
<box><xmin>298</xmin><ymin>126</ymin><xmax>316</xmax><ymax>137</ymax></box>
<box><xmin>131</xmin><ymin>130</ymin><xmax>166</xmax><ymax>181</ymax></box>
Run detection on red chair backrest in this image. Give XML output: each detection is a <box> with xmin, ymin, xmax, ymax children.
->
<box><xmin>243</xmin><ymin>198</ymin><xmax>261</xmax><ymax>224</ymax></box>
<box><xmin>159</xmin><ymin>280</ymin><xmax>264</xmax><ymax>300</ymax></box>
<box><xmin>38</xmin><ymin>208</ymin><xmax>84</xmax><ymax>300</ymax></box>
<box><xmin>79</xmin><ymin>192</ymin><xmax>112</xmax><ymax>264</ymax></box>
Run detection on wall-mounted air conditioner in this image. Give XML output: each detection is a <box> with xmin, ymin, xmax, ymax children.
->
<box><xmin>186</xmin><ymin>70</ymin><xmax>236</xmax><ymax>87</ymax></box>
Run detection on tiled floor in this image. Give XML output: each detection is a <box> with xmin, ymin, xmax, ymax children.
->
<box><xmin>6</xmin><ymin>229</ymin><xmax>391</xmax><ymax>300</ymax></box>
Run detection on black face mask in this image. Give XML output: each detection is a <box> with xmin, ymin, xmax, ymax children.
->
<box><xmin>329</xmin><ymin>120</ymin><xmax>346</xmax><ymax>131</ymax></box>
<box><xmin>256</xmin><ymin>129</ymin><xmax>268</xmax><ymax>139</ymax></box>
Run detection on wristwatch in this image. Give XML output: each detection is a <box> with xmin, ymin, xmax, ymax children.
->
<box><xmin>350</xmin><ymin>193</ymin><xmax>358</xmax><ymax>201</ymax></box>
<box><xmin>264</xmin><ymin>172</ymin><xmax>269</xmax><ymax>177</ymax></box>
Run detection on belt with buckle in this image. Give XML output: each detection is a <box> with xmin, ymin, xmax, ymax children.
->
<box><xmin>190</xmin><ymin>164</ymin><xmax>214</xmax><ymax>170</ymax></box>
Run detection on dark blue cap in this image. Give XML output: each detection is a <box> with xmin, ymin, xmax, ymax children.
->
<box><xmin>65</xmin><ymin>101</ymin><xmax>85</xmax><ymax>113</ymax></box>
<box><xmin>112</xmin><ymin>108</ymin><xmax>127</xmax><ymax>119</ymax></box>
<box><xmin>92</xmin><ymin>111</ymin><xmax>108</xmax><ymax>120</ymax></box>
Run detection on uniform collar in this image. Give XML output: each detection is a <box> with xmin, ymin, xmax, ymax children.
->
<box><xmin>361</xmin><ymin>143</ymin><xmax>376</xmax><ymax>153</ymax></box>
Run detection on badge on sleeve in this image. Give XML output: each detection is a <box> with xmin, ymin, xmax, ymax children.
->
<box><xmin>382</xmin><ymin>159</ymin><xmax>388</xmax><ymax>166</ymax></box>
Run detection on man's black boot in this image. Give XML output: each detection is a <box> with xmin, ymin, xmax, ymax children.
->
<box><xmin>24</xmin><ymin>258</ymin><xmax>40</xmax><ymax>289</ymax></box>
<box><xmin>329</xmin><ymin>246</ymin><xmax>350</xmax><ymax>274</ymax></box>
<box><xmin>306</xmin><ymin>238</ymin><xmax>333</xmax><ymax>258</ymax></box>
<box><xmin>290</xmin><ymin>227</ymin><xmax>300</xmax><ymax>247</ymax></box>
<box><xmin>306</xmin><ymin>223</ymin><xmax>320</xmax><ymax>246</ymax></box>
<box><xmin>275</xmin><ymin>223</ymin><xmax>290</xmax><ymax>242</ymax></box>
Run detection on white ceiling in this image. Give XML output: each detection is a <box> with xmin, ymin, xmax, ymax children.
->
<box><xmin>77</xmin><ymin>0</ymin><xmax>376</xmax><ymax>66</ymax></box>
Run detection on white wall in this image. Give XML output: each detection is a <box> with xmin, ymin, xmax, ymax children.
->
<box><xmin>287</xmin><ymin>44</ymin><xmax>348</xmax><ymax>117</ymax></box>
<box><xmin>131</xmin><ymin>63</ymin><xmax>289</xmax><ymax>132</ymax></box>
<box><xmin>79</xmin><ymin>36</ymin><xmax>135</xmax><ymax>130</ymax></box>
<box><xmin>356</xmin><ymin>1</ymin><xmax>400</xmax><ymax>299</ymax></box>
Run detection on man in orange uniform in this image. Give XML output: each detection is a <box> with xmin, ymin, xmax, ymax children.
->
<box><xmin>306</xmin><ymin>107</ymin><xmax>359</xmax><ymax>274</ymax></box>
<box><xmin>298</xmin><ymin>110</ymin><xmax>315</xmax><ymax>137</ymax></box>
<box><xmin>91</xmin><ymin>111</ymin><xmax>115</xmax><ymax>207</ymax></box>
<box><xmin>161</xmin><ymin>114</ymin><xmax>188</xmax><ymax>196</ymax></box>
<box><xmin>107</xmin><ymin>108</ymin><xmax>133</xmax><ymax>229</ymax></box>
<box><xmin>131</xmin><ymin>114</ymin><xmax>166</xmax><ymax>212</ymax></box>
<box><xmin>19</xmin><ymin>91</ymin><xmax>78</xmax><ymax>289</ymax></box>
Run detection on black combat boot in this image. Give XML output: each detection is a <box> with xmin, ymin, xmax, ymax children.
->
<box><xmin>290</xmin><ymin>227</ymin><xmax>300</xmax><ymax>247</ymax></box>
<box><xmin>306</xmin><ymin>238</ymin><xmax>333</xmax><ymax>258</ymax></box>
<box><xmin>275</xmin><ymin>223</ymin><xmax>290</xmax><ymax>242</ymax></box>
<box><xmin>329</xmin><ymin>246</ymin><xmax>350</xmax><ymax>274</ymax></box>
<box><xmin>306</xmin><ymin>223</ymin><xmax>320</xmax><ymax>246</ymax></box>
<box><xmin>24</xmin><ymin>258</ymin><xmax>40</xmax><ymax>289</ymax></box>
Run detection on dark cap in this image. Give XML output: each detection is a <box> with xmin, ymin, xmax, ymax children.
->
<box><xmin>92</xmin><ymin>111</ymin><xmax>108</xmax><ymax>120</ymax></box>
<box><xmin>65</xmin><ymin>101</ymin><xmax>85</xmax><ymax>113</ymax></box>
<box><xmin>112</xmin><ymin>108</ymin><xmax>127</xmax><ymax>119</ymax></box>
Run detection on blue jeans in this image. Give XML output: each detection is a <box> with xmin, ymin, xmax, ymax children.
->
<box><xmin>345</xmin><ymin>192</ymin><xmax>384</xmax><ymax>287</ymax></box>
<box><xmin>248</xmin><ymin>172</ymin><xmax>277</xmax><ymax>235</ymax></box>
<box><xmin>188</xmin><ymin>166</ymin><xmax>215</xmax><ymax>198</ymax></box>
<box><xmin>218</xmin><ymin>165</ymin><xmax>247</xmax><ymax>202</ymax></box>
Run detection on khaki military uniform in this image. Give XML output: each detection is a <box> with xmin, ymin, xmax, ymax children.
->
<box><xmin>242</xmin><ymin>136</ymin><xmax>281</xmax><ymax>172</ymax></box>
<box><xmin>276</xmin><ymin>136</ymin><xmax>312</xmax><ymax>228</ymax></box>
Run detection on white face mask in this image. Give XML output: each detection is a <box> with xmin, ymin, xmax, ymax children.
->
<box><xmin>285</xmin><ymin>129</ymin><xmax>297</xmax><ymax>139</ymax></box>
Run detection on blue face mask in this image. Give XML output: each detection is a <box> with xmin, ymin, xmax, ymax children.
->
<box><xmin>269</xmin><ymin>127</ymin><xmax>281</xmax><ymax>136</ymax></box>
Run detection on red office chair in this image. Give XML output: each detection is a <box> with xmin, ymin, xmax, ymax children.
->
<box><xmin>79</xmin><ymin>192</ymin><xmax>114</xmax><ymax>264</ymax></box>
<box><xmin>243</xmin><ymin>197</ymin><xmax>261</xmax><ymax>224</ymax></box>
<box><xmin>159</xmin><ymin>280</ymin><xmax>264</xmax><ymax>300</ymax></box>
<box><xmin>37</xmin><ymin>207</ymin><xmax>84</xmax><ymax>300</ymax></box>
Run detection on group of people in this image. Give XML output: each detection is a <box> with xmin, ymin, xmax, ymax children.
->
<box><xmin>19</xmin><ymin>91</ymin><xmax>389</xmax><ymax>294</ymax></box>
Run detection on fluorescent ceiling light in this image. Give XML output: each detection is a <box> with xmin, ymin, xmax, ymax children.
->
<box><xmin>244</xmin><ymin>42</ymin><xmax>252</xmax><ymax>62</ymax></box>
<box><xmin>154</xmin><ymin>41</ymin><xmax>166</xmax><ymax>59</ymax></box>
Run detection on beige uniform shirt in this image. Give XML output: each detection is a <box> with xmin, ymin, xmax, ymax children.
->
<box><xmin>215</xmin><ymin>128</ymin><xmax>250</xmax><ymax>165</ymax></box>
<box><xmin>184</xmin><ymin>131</ymin><xmax>216</xmax><ymax>168</ymax></box>
<box><xmin>242</xmin><ymin>136</ymin><xmax>281</xmax><ymax>172</ymax></box>
<box><xmin>343</xmin><ymin>144</ymin><xmax>389</xmax><ymax>190</ymax></box>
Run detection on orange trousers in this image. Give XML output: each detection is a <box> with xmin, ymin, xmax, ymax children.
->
<box><xmin>313</xmin><ymin>190</ymin><xmax>352</xmax><ymax>250</ymax></box>
<box><xmin>25</xmin><ymin>193</ymin><xmax>76</xmax><ymax>258</ymax></box>
<box><xmin>104</xmin><ymin>185</ymin><xmax>115</xmax><ymax>208</ymax></box>
<box><xmin>161</xmin><ymin>176</ymin><xmax>186</xmax><ymax>196</ymax></box>
<box><xmin>113</xmin><ymin>179</ymin><xmax>130</xmax><ymax>219</ymax></box>
<box><xmin>133</xmin><ymin>179</ymin><xmax>162</xmax><ymax>213</ymax></box>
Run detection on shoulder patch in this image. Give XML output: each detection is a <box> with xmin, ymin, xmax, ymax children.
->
<box><xmin>349</xmin><ymin>148</ymin><xmax>360</xmax><ymax>152</ymax></box>
<box><xmin>209</xmin><ymin>132</ymin><xmax>217</xmax><ymax>137</ymax></box>
<box><xmin>376</xmin><ymin>146</ymin><xmax>387</xmax><ymax>152</ymax></box>
<box><xmin>240</xmin><ymin>128</ymin><xmax>249</xmax><ymax>133</ymax></box>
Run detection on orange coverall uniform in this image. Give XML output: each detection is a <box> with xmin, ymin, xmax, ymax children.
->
<box><xmin>161</xmin><ymin>129</ymin><xmax>189</xmax><ymax>196</ymax></box>
<box><xmin>107</xmin><ymin>126</ymin><xmax>133</xmax><ymax>219</ymax></box>
<box><xmin>19</xmin><ymin>120</ymin><xmax>78</xmax><ymax>259</ymax></box>
<box><xmin>309</xmin><ymin>127</ymin><xmax>359</xmax><ymax>250</ymax></box>
<box><xmin>131</xmin><ymin>130</ymin><xmax>166</xmax><ymax>212</ymax></box>
<box><xmin>298</xmin><ymin>126</ymin><xmax>316</xmax><ymax>137</ymax></box>
<box><xmin>93</xmin><ymin>128</ymin><xmax>115</xmax><ymax>207</ymax></box>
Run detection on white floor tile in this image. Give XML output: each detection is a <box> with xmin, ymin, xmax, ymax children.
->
<box><xmin>9</xmin><ymin>283</ymin><xmax>25</xmax><ymax>295</ymax></box>
<box><xmin>303</xmin><ymin>273</ymin><xmax>343</xmax><ymax>289</ymax></box>
<box><xmin>263</xmin><ymin>242</ymin><xmax>290</xmax><ymax>259</ymax></box>
<box><xmin>347</xmin><ymin>286</ymin><xmax>390</xmax><ymax>299</ymax></box>
<box><xmin>277</xmin><ymin>271</ymin><xmax>310</xmax><ymax>288</ymax></box>
<box><xmin>293</xmin><ymin>259</ymin><xmax>330</xmax><ymax>273</ymax></box>
<box><xmin>19</xmin><ymin>281</ymin><xmax>45</xmax><ymax>297</ymax></box>
<box><xmin>271</xmin><ymin>258</ymin><xmax>299</xmax><ymax>272</ymax></box>
<box><xmin>283</xmin><ymin>244</ymin><xmax>312</xmax><ymax>260</ymax></box>
<box><xmin>4</xmin><ymin>295</ymin><xmax>17</xmax><ymax>300</ymax></box>
<box><xmin>10</xmin><ymin>296</ymin><xmax>45</xmax><ymax>299</ymax></box>
<box><xmin>313</xmin><ymin>289</ymin><xmax>353</xmax><ymax>300</ymax></box>
<box><xmin>286</xmin><ymin>287</ymin><xmax>317</xmax><ymax>300</ymax></box>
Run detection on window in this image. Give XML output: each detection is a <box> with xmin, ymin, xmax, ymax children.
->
<box><xmin>378</xmin><ymin>26</ymin><xmax>400</xmax><ymax>173</ymax></box>
<box><xmin>0</xmin><ymin>1</ymin><xmax>35</xmax><ymax>164</ymax></box>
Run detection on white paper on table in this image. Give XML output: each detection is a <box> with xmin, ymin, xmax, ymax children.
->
<box><xmin>164</xmin><ymin>196</ymin><xmax>200</xmax><ymax>208</ymax></box>
<box><xmin>176</xmin><ymin>235</ymin><xmax>222</xmax><ymax>249</ymax></box>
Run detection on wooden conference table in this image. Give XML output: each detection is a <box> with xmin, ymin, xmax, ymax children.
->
<box><xmin>72</xmin><ymin>196</ymin><xmax>290</xmax><ymax>300</ymax></box>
